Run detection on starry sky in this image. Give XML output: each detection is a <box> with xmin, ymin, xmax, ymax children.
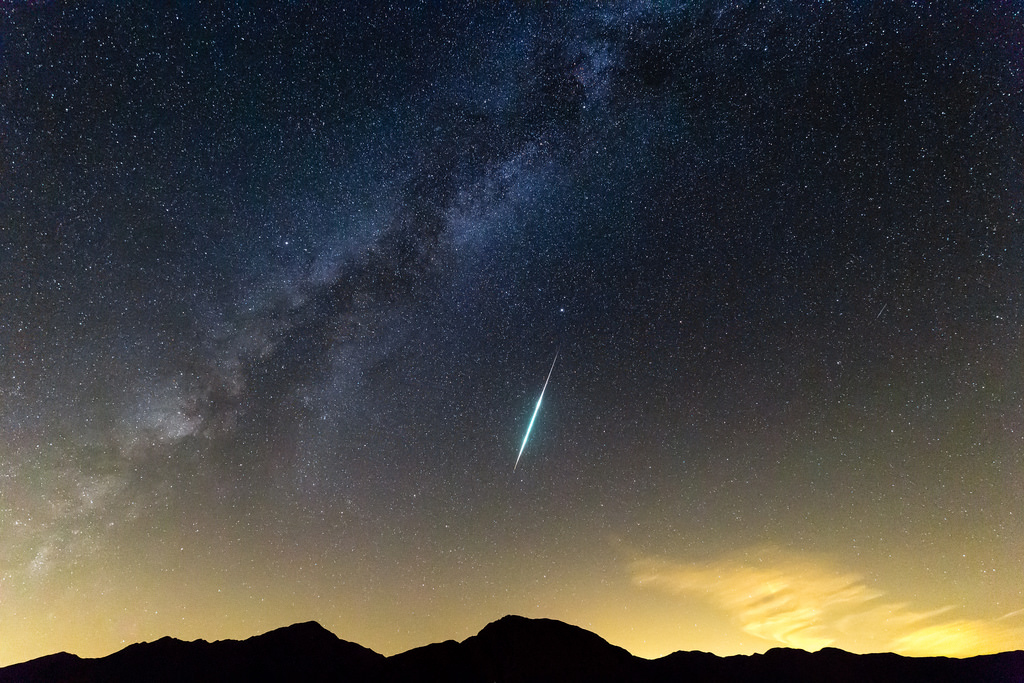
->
<box><xmin>2</xmin><ymin>0</ymin><xmax>1024</xmax><ymax>666</ymax></box>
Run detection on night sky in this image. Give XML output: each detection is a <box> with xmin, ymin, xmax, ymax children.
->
<box><xmin>2</xmin><ymin>0</ymin><xmax>1023</xmax><ymax>665</ymax></box>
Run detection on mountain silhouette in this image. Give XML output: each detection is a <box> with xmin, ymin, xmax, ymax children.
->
<box><xmin>0</xmin><ymin>621</ymin><xmax>383</xmax><ymax>683</ymax></box>
<box><xmin>2</xmin><ymin>615</ymin><xmax>1022</xmax><ymax>683</ymax></box>
<box><xmin>387</xmin><ymin>615</ymin><xmax>637</xmax><ymax>682</ymax></box>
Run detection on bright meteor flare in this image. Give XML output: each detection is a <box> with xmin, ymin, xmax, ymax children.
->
<box><xmin>514</xmin><ymin>351</ymin><xmax>558</xmax><ymax>471</ymax></box>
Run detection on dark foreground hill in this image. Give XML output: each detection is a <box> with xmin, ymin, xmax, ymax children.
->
<box><xmin>2</xmin><ymin>615</ymin><xmax>1022</xmax><ymax>683</ymax></box>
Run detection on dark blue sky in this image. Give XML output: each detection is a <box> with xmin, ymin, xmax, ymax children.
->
<box><xmin>2</xmin><ymin>0</ymin><xmax>1022</xmax><ymax>662</ymax></box>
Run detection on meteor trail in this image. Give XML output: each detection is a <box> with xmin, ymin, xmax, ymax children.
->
<box><xmin>514</xmin><ymin>352</ymin><xmax>558</xmax><ymax>471</ymax></box>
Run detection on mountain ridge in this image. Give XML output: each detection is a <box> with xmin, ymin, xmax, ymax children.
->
<box><xmin>2</xmin><ymin>615</ymin><xmax>1022</xmax><ymax>682</ymax></box>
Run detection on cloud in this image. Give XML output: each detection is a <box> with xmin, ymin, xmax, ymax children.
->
<box><xmin>630</xmin><ymin>547</ymin><xmax>1024</xmax><ymax>656</ymax></box>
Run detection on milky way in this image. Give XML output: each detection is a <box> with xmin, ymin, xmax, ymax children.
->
<box><xmin>2</xmin><ymin>0</ymin><xmax>1023</xmax><ymax>664</ymax></box>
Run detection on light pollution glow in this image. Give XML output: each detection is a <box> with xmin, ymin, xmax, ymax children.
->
<box><xmin>629</xmin><ymin>547</ymin><xmax>1024</xmax><ymax>657</ymax></box>
<box><xmin>3</xmin><ymin>542</ymin><xmax>1023</xmax><ymax>666</ymax></box>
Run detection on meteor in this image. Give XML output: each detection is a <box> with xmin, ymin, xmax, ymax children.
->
<box><xmin>514</xmin><ymin>351</ymin><xmax>558</xmax><ymax>471</ymax></box>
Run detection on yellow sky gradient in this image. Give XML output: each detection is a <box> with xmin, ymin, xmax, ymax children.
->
<box><xmin>4</xmin><ymin>543</ymin><xmax>1022</xmax><ymax>666</ymax></box>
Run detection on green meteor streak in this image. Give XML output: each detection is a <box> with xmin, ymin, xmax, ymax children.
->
<box><xmin>514</xmin><ymin>351</ymin><xmax>558</xmax><ymax>471</ymax></box>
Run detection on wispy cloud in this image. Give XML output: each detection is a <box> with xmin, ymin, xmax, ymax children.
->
<box><xmin>630</xmin><ymin>548</ymin><xmax>1024</xmax><ymax>656</ymax></box>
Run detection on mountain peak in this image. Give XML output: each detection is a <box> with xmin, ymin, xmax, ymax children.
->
<box><xmin>248</xmin><ymin>620</ymin><xmax>339</xmax><ymax>644</ymax></box>
<box><xmin>474</xmin><ymin>614</ymin><xmax>622</xmax><ymax>653</ymax></box>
